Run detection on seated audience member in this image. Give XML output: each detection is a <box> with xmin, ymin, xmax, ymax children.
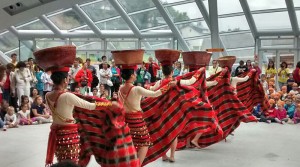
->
<box><xmin>111</xmin><ymin>92</ymin><xmax>118</xmax><ymax>101</ymax></box>
<box><xmin>99</xmin><ymin>83</ymin><xmax>105</xmax><ymax>95</ymax></box>
<box><xmin>284</xmin><ymin>98</ymin><xmax>296</xmax><ymax>119</ymax></box>
<box><xmin>293</xmin><ymin>104</ymin><xmax>300</xmax><ymax>124</ymax></box>
<box><xmin>0</xmin><ymin>117</ymin><xmax>5</xmax><ymax>130</ymax></box>
<box><xmin>31</xmin><ymin>96</ymin><xmax>52</xmax><ymax>124</ymax></box>
<box><xmin>259</xmin><ymin>99</ymin><xmax>276</xmax><ymax>123</ymax></box>
<box><xmin>290</xmin><ymin>83</ymin><xmax>299</xmax><ymax>95</ymax></box>
<box><xmin>100</xmin><ymin>93</ymin><xmax>106</xmax><ymax>99</ymax></box>
<box><xmin>29</xmin><ymin>88</ymin><xmax>39</xmax><ymax>105</ymax></box>
<box><xmin>0</xmin><ymin>100</ymin><xmax>9</xmax><ymax>121</ymax></box>
<box><xmin>20</xmin><ymin>95</ymin><xmax>31</xmax><ymax>110</ymax></box>
<box><xmin>260</xmin><ymin>74</ymin><xmax>268</xmax><ymax>94</ymax></box>
<box><xmin>92</xmin><ymin>88</ymin><xmax>99</xmax><ymax>98</ymax></box>
<box><xmin>74</xmin><ymin>87</ymin><xmax>80</xmax><ymax>94</ymax></box>
<box><xmin>274</xmin><ymin>101</ymin><xmax>290</xmax><ymax>124</ymax></box>
<box><xmin>18</xmin><ymin>103</ymin><xmax>37</xmax><ymax>125</ymax></box>
<box><xmin>287</xmin><ymin>73</ymin><xmax>294</xmax><ymax>93</ymax></box>
<box><xmin>268</xmin><ymin>88</ymin><xmax>275</xmax><ymax>99</ymax></box>
<box><xmin>281</xmin><ymin>86</ymin><xmax>288</xmax><ymax>101</ymax></box>
<box><xmin>273</xmin><ymin>93</ymin><xmax>281</xmax><ymax>104</ymax></box>
<box><xmin>4</xmin><ymin>106</ymin><xmax>18</xmax><ymax>128</ymax></box>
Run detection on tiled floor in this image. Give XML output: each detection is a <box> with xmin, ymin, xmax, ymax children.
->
<box><xmin>0</xmin><ymin>123</ymin><xmax>299</xmax><ymax>167</ymax></box>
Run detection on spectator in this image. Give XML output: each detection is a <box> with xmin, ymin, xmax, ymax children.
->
<box><xmin>111</xmin><ymin>92</ymin><xmax>118</xmax><ymax>101</ymax></box>
<box><xmin>259</xmin><ymin>99</ymin><xmax>276</xmax><ymax>123</ymax></box>
<box><xmin>266</xmin><ymin>60</ymin><xmax>277</xmax><ymax>83</ymax></box>
<box><xmin>31</xmin><ymin>96</ymin><xmax>52</xmax><ymax>124</ymax></box>
<box><xmin>86</xmin><ymin>58</ymin><xmax>99</xmax><ymax>90</ymax></box>
<box><xmin>0</xmin><ymin>117</ymin><xmax>4</xmax><ymax>130</ymax></box>
<box><xmin>136</xmin><ymin>63</ymin><xmax>150</xmax><ymax>87</ymax></box>
<box><xmin>4</xmin><ymin>106</ymin><xmax>18</xmax><ymax>128</ymax></box>
<box><xmin>41</xmin><ymin>70</ymin><xmax>53</xmax><ymax>99</ymax></box>
<box><xmin>99</xmin><ymin>84</ymin><xmax>105</xmax><ymax>95</ymax></box>
<box><xmin>74</xmin><ymin>87</ymin><xmax>80</xmax><ymax>94</ymax></box>
<box><xmin>10</xmin><ymin>53</ymin><xmax>18</xmax><ymax>67</ymax></box>
<box><xmin>0</xmin><ymin>100</ymin><xmax>9</xmax><ymax>121</ymax></box>
<box><xmin>28</xmin><ymin>58</ymin><xmax>37</xmax><ymax>92</ymax></box>
<box><xmin>284</xmin><ymin>98</ymin><xmax>295</xmax><ymax>119</ymax></box>
<box><xmin>293</xmin><ymin>104</ymin><xmax>300</xmax><ymax>124</ymax></box>
<box><xmin>34</xmin><ymin>65</ymin><xmax>44</xmax><ymax>96</ymax></box>
<box><xmin>293</xmin><ymin>61</ymin><xmax>300</xmax><ymax>85</ymax></box>
<box><xmin>86</xmin><ymin>58</ymin><xmax>96</xmax><ymax>74</ymax></box>
<box><xmin>235</xmin><ymin>60</ymin><xmax>248</xmax><ymax>76</ymax></box>
<box><xmin>261</xmin><ymin>74</ymin><xmax>268</xmax><ymax>94</ymax></box>
<box><xmin>173</xmin><ymin>62</ymin><xmax>181</xmax><ymax>77</ymax></box>
<box><xmin>20</xmin><ymin>95</ymin><xmax>31</xmax><ymax>110</ymax></box>
<box><xmin>180</xmin><ymin>65</ymin><xmax>189</xmax><ymax>76</ymax></box>
<box><xmin>30</xmin><ymin>88</ymin><xmax>39</xmax><ymax>105</ymax></box>
<box><xmin>290</xmin><ymin>83</ymin><xmax>299</xmax><ymax>95</ymax></box>
<box><xmin>75</xmin><ymin>62</ymin><xmax>93</xmax><ymax>95</ymax></box>
<box><xmin>274</xmin><ymin>101</ymin><xmax>289</xmax><ymax>124</ymax></box>
<box><xmin>3</xmin><ymin>63</ymin><xmax>15</xmax><ymax>105</ymax></box>
<box><xmin>110</xmin><ymin>60</ymin><xmax>121</xmax><ymax>95</ymax></box>
<box><xmin>145</xmin><ymin>57</ymin><xmax>160</xmax><ymax>83</ymax></box>
<box><xmin>99</xmin><ymin>56</ymin><xmax>110</xmax><ymax>69</ymax></box>
<box><xmin>13</xmin><ymin>61</ymin><xmax>32</xmax><ymax>105</ymax></box>
<box><xmin>69</xmin><ymin>58</ymin><xmax>81</xmax><ymax>92</ymax></box>
<box><xmin>0</xmin><ymin>65</ymin><xmax>7</xmax><ymax>104</ymax></box>
<box><xmin>92</xmin><ymin>88</ymin><xmax>99</xmax><ymax>98</ymax></box>
<box><xmin>246</xmin><ymin>60</ymin><xmax>252</xmax><ymax>70</ymax></box>
<box><xmin>281</xmin><ymin>86</ymin><xmax>288</xmax><ymax>101</ymax></box>
<box><xmin>209</xmin><ymin>60</ymin><xmax>222</xmax><ymax>76</ymax></box>
<box><xmin>287</xmin><ymin>74</ymin><xmax>294</xmax><ymax>93</ymax></box>
<box><xmin>18</xmin><ymin>103</ymin><xmax>37</xmax><ymax>125</ymax></box>
<box><xmin>99</xmin><ymin>62</ymin><xmax>112</xmax><ymax>95</ymax></box>
<box><xmin>278</xmin><ymin>62</ymin><xmax>289</xmax><ymax>89</ymax></box>
<box><xmin>252</xmin><ymin>61</ymin><xmax>261</xmax><ymax>76</ymax></box>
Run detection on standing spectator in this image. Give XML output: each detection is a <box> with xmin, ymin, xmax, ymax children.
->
<box><xmin>69</xmin><ymin>58</ymin><xmax>81</xmax><ymax>92</ymax></box>
<box><xmin>278</xmin><ymin>62</ymin><xmax>289</xmax><ymax>89</ymax></box>
<box><xmin>252</xmin><ymin>61</ymin><xmax>261</xmax><ymax>76</ymax></box>
<box><xmin>86</xmin><ymin>58</ymin><xmax>96</xmax><ymax>74</ymax></box>
<box><xmin>293</xmin><ymin>61</ymin><xmax>300</xmax><ymax>85</ymax></box>
<box><xmin>173</xmin><ymin>62</ymin><xmax>181</xmax><ymax>77</ymax></box>
<box><xmin>146</xmin><ymin>57</ymin><xmax>160</xmax><ymax>83</ymax></box>
<box><xmin>287</xmin><ymin>74</ymin><xmax>294</xmax><ymax>93</ymax></box>
<box><xmin>41</xmin><ymin>70</ymin><xmax>53</xmax><ymax>99</ymax></box>
<box><xmin>28</xmin><ymin>58</ymin><xmax>37</xmax><ymax>92</ymax></box>
<box><xmin>99</xmin><ymin>56</ymin><xmax>110</xmax><ymax>69</ymax></box>
<box><xmin>136</xmin><ymin>63</ymin><xmax>149</xmax><ymax>87</ymax></box>
<box><xmin>180</xmin><ymin>65</ymin><xmax>189</xmax><ymax>76</ymax></box>
<box><xmin>10</xmin><ymin>53</ymin><xmax>18</xmax><ymax>67</ymax></box>
<box><xmin>246</xmin><ymin>60</ymin><xmax>253</xmax><ymax>70</ymax></box>
<box><xmin>75</xmin><ymin>62</ymin><xmax>93</xmax><ymax>95</ymax></box>
<box><xmin>99</xmin><ymin>62</ymin><xmax>112</xmax><ymax>95</ymax></box>
<box><xmin>0</xmin><ymin>65</ymin><xmax>7</xmax><ymax>104</ymax></box>
<box><xmin>13</xmin><ymin>61</ymin><xmax>32</xmax><ymax>105</ymax></box>
<box><xmin>34</xmin><ymin>65</ymin><xmax>44</xmax><ymax>96</ymax></box>
<box><xmin>235</xmin><ymin>60</ymin><xmax>248</xmax><ymax>76</ymax></box>
<box><xmin>3</xmin><ymin>63</ymin><xmax>15</xmax><ymax>105</ymax></box>
<box><xmin>86</xmin><ymin>58</ymin><xmax>99</xmax><ymax>90</ymax></box>
<box><xmin>209</xmin><ymin>60</ymin><xmax>222</xmax><ymax>76</ymax></box>
<box><xmin>266</xmin><ymin>60</ymin><xmax>277</xmax><ymax>83</ymax></box>
<box><xmin>110</xmin><ymin>60</ymin><xmax>121</xmax><ymax>96</ymax></box>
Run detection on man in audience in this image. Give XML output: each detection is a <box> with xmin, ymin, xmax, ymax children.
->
<box><xmin>69</xmin><ymin>58</ymin><xmax>81</xmax><ymax>92</ymax></box>
<box><xmin>235</xmin><ymin>60</ymin><xmax>248</xmax><ymax>76</ymax></box>
<box><xmin>10</xmin><ymin>53</ymin><xmax>18</xmax><ymax>67</ymax></box>
<box><xmin>209</xmin><ymin>60</ymin><xmax>222</xmax><ymax>76</ymax></box>
<box><xmin>146</xmin><ymin>57</ymin><xmax>160</xmax><ymax>83</ymax></box>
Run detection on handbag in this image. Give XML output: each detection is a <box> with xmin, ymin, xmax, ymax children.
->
<box><xmin>107</xmin><ymin>80</ymin><xmax>113</xmax><ymax>87</ymax></box>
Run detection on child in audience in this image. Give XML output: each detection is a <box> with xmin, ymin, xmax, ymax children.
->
<box><xmin>281</xmin><ymin>86</ymin><xmax>288</xmax><ymax>101</ymax></box>
<box><xmin>20</xmin><ymin>95</ymin><xmax>31</xmax><ymax>110</ymax></box>
<box><xmin>261</xmin><ymin>74</ymin><xmax>268</xmax><ymax>94</ymax></box>
<box><xmin>18</xmin><ymin>103</ymin><xmax>37</xmax><ymax>125</ymax></box>
<box><xmin>259</xmin><ymin>99</ymin><xmax>276</xmax><ymax>123</ymax></box>
<box><xmin>92</xmin><ymin>88</ymin><xmax>99</xmax><ymax>98</ymax></box>
<box><xmin>0</xmin><ymin>117</ymin><xmax>4</xmax><ymax>130</ymax></box>
<box><xmin>112</xmin><ymin>92</ymin><xmax>118</xmax><ymax>101</ymax></box>
<box><xmin>287</xmin><ymin>74</ymin><xmax>294</xmax><ymax>93</ymax></box>
<box><xmin>273</xmin><ymin>93</ymin><xmax>281</xmax><ymax>104</ymax></box>
<box><xmin>284</xmin><ymin>98</ymin><xmax>296</xmax><ymax>119</ymax></box>
<box><xmin>4</xmin><ymin>106</ymin><xmax>18</xmax><ymax>128</ymax></box>
<box><xmin>274</xmin><ymin>101</ymin><xmax>289</xmax><ymax>124</ymax></box>
<box><xmin>290</xmin><ymin>83</ymin><xmax>299</xmax><ymax>95</ymax></box>
<box><xmin>100</xmin><ymin>93</ymin><xmax>106</xmax><ymax>99</ymax></box>
<box><xmin>293</xmin><ymin>104</ymin><xmax>300</xmax><ymax>124</ymax></box>
<box><xmin>74</xmin><ymin>87</ymin><xmax>81</xmax><ymax>94</ymax></box>
<box><xmin>31</xmin><ymin>96</ymin><xmax>52</xmax><ymax>124</ymax></box>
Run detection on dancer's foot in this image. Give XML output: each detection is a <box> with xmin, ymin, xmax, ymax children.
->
<box><xmin>191</xmin><ymin>140</ymin><xmax>201</xmax><ymax>149</ymax></box>
<box><xmin>162</xmin><ymin>155</ymin><xmax>169</xmax><ymax>161</ymax></box>
<box><xmin>169</xmin><ymin>157</ymin><xmax>175</xmax><ymax>163</ymax></box>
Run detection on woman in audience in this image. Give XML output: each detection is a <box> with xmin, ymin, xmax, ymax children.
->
<box><xmin>293</xmin><ymin>104</ymin><xmax>300</xmax><ymax>124</ymax></box>
<box><xmin>31</xmin><ymin>95</ymin><xmax>52</xmax><ymax>124</ymax></box>
<box><xmin>110</xmin><ymin>60</ymin><xmax>121</xmax><ymax>96</ymax></box>
<box><xmin>278</xmin><ymin>62</ymin><xmax>289</xmax><ymax>89</ymax></box>
<box><xmin>266</xmin><ymin>60</ymin><xmax>277</xmax><ymax>83</ymax></box>
<box><xmin>4</xmin><ymin>106</ymin><xmax>18</xmax><ymax>128</ymax></box>
<box><xmin>99</xmin><ymin>62</ymin><xmax>112</xmax><ymax>96</ymax></box>
<box><xmin>18</xmin><ymin>103</ymin><xmax>37</xmax><ymax>125</ymax></box>
<box><xmin>29</xmin><ymin>88</ymin><xmax>39</xmax><ymax>105</ymax></box>
<box><xmin>75</xmin><ymin>62</ymin><xmax>93</xmax><ymax>95</ymax></box>
<box><xmin>34</xmin><ymin>65</ymin><xmax>44</xmax><ymax>96</ymax></box>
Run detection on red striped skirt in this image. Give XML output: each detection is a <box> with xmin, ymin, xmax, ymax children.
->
<box><xmin>125</xmin><ymin>111</ymin><xmax>152</xmax><ymax>150</ymax></box>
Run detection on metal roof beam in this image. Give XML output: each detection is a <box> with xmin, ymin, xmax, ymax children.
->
<box><xmin>258</xmin><ymin>31</ymin><xmax>295</xmax><ymax>36</ymax></box>
<box><xmin>239</xmin><ymin>0</ymin><xmax>258</xmax><ymax>38</ymax></box>
<box><xmin>285</xmin><ymin>0</ymin><xmax>300</xmax><ymax>36</ymax></box>
<box><xmin>7</xmin><ymin>26</ymin><xmax>37</xmax><ymax>52</ymax></box>
<box><xmin>39</xmin><ymin>15</ymin><xmax>63</xmax><ymax>38</ymax></box>
<box><xmin>152</xmin><ymin>0</ymin><xmax>190</xmax><ymax>51</ymax></box>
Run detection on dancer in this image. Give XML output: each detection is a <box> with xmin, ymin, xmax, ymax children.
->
<box><xmin>114</xmin><ymin>50</ymin><xmax>174</xmax><ymax>166</ymax></box>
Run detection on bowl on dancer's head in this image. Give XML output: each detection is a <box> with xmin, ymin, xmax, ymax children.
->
<box><xmin>33</xmin><ymin>45</ymin><xmax>76</xmax><ymax>71</ymax></box>
<box><xmin>155</xmin><ymin>49</ymin><xmax>181</xmax><ymax>65</ymax></box>
<box><xmin>111</xmin><ymin>49</ymin><xmax>144</xmax><ymax>66</ymax></box>
<box><xmin>182</xmin><ymin>51</ymin><xmax>212</xmax><ymax>67</ymax></box>
<box><xmin>217</xmin><ymin>56</ymin><xmax>236</xmax><ymax>68</ymax></box>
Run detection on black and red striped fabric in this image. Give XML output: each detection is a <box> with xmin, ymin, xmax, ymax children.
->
<box><xmin>141</xmin><ymin>68</ymin><xmax>222</xmax><ymax>166</ymax></box>
<box><xmin>236</xmin><ymin>70</ymin><xmax>270</xmax><ymax>113</ymax></box>
<box><xmin>73</xmin><ymin>95</ymin><xmax>140</xmax><ymax>167</ymax></box>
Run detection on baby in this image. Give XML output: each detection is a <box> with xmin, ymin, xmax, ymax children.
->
<box><xmin>4</xmin><ymin>106</ymin><xmax>18</xmax><ymax>129</ymax></box>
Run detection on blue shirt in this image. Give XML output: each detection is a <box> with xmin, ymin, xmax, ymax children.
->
<box><xmin>35</xmin><ymin>71</ymin><xmax>44</xmax><ymax>91</ymax></box>
<box><xmin>173</xmin><ymin>68</ymin><xmax>180</xmax><ymax>77</ymax></box>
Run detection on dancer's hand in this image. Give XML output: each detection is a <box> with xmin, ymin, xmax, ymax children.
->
<box><xmin>109</xmin><ymin>101</ymin><xmax>120</xmax><ymax>111</ymax></box>
<box><xmin>169</xmin><ymin>80</ymin><xmax>177</xmax><ymax>87</ymax></box>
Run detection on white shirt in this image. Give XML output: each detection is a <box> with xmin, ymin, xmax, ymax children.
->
<box><xmin>99</xmin><ymin>68</ymin><xmax>112</xmax><ymax>84</ymax></box>
<box><xmin>18</xmin><ymin>110</ymin><xmax>30</xmax><ymax>119</ymax></box>
<box><xmin>69</xmin><ymin>65</ymin><xmax>81</xmax><ymax>83</ymax></box>
<box><xmin>13</xmin><ymin>68</ymin><xmax>32</xmax><ymax>87</ymax></box>
<box><xmin>41</xmin><ymin>72</ymin><xmax>53</xmax><ymax>91</ymax></box>
<box><xmin>4</xmin><ymin>114</ymin><xmax>17</xmax><ymax>124</ymax></box>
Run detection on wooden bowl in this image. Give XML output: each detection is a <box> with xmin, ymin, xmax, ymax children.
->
<box><xmin>155</xmin><ymin>49</ymin><xmax>181</xmax><ymax>64</ymax></box>
<box><xmin>111</xmin><ymin>49</ymin><xmax>144</xmax><ymax>65</ymax></box>
<box><xmin>217</xmin><ymin>56</ymin><xmax>236</xmax><ymax>68</ymax></box>
<box><xmin>33</xmin><ymin>45</ymin><xmax>76</xmax><ymax>71</ymax></box>
<box><xmin>182</xmin><ymin>51</ymin><xmax>212</xmax><ymax>66</ymax></box>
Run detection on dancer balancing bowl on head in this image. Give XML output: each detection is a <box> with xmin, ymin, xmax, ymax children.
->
<box><xmin>113</xmin><ymin>49</ymin><xmax>175</xmax><ymax>166</ymax></box>
<box><xmin>34</xmin><ymin>46</ymin><xmax>137</xmax><ymax>167</ymax></box>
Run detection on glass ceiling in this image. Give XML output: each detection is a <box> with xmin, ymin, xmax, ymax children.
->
<box><xmin>1</xmin><ymin>0</ymin><xmax>300</xmax><ymax>59</ymax></box>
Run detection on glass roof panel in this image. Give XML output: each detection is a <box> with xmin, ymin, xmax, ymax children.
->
<box><xmin>176</xmin><ymin>21</ymin><xmax>210</xmax><ymax>38</ymax></box>
<box><xmin>81</xmin><ymin>0</ymin><xmax>119</xmax><ymax>22</ymax></box>
<box><xmin>160</xmin><ymin>0</ymin><xmax>186</xmax><ymax>4</ymax></box>
<box><xmin>186</xmin><ymin>37</ymin><xmax>212</xmax><ymax>51</ymax></box>
<box><xmin>36</xmin><ymin>39</ymin><xmax>66</xmax><ymax>49</ymax></box>
<box><xmin>130</xmin><ymin>9</ymin><xmax>167</xmax><ymax>29</ymax></box>
<box><xmin>218</xmin><ymin>0</ymin><xmax>243</xmax><ymax>15</ymax></box>
<box><xmin>220</xmin><ymin>33</ymin><xmax>254</xmax><ymax>49</ymax></box>
<box><xmin>219</xmin><ymin>15</ymin><xmax>250</xmax><ymax>33</ymax></box>
<box><xmin>118</xmin><ymin>0</ymin><xmax>155</xmax><ymax>13</ymax></box>
<box><xmin>166</xmin><ymin>2</ymin><xmax>202</xmax><ymax>22</ymax></box>
<box><xmin>76</xmin><ymin>42</ymin><xmax>102</xmax><ymax>50</ymax></box>
<box><xmin>48</xmin><ymin>10</ymin><xmax>86</xmax><ymax>30</ymax></box>
<box><xmin>0</xmin><ymin>31</ymin><xmax>19</xmax><ymax>53</ymax></box>
<box><xmin>96</xmin><ymin>17</ymin><xmax>130</xmax><ymax>30</ymax></box>
<box><xmin>261</xmin><ymin>38</ymin><xmax>294</xmax><ymax>48</ymax></box>
<box><xmin>248</xmin><ymin>0</ymin><xmax>286</xmax><ymax>11</ymax></box>
<box><xmin>295</xmin><ymin>1</ymin><xmax>300</xmax><ymax>7</ymax></box>
<box><xmin>253</xmin><ymin>11</ymin><xmax>291</xmax><ymax>31</ymax></box>
<box><xmin>296</xmin><ymin>10</ymin><xmax>300</xmax><ymax>29</ymax></box>
<box><xmin>16</xmin><ymin>18</ymin><xmax>49</xmax><ymax>30</ymax></box>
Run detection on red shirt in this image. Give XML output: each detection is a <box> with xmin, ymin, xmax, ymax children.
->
<box><xmin>275</xmin><ymin>108</ymin><xmax>287</xmax><ymax>120</ymax></box>
<box><xmin>3</xmin><ymin>72</ymin><xmax>10</xmax><ymax>89</ymax></box>
<box><xmin>75</xmin><ymin>69</ymin><xmax>93</xmax><ymax>87</ymax></box>
<box><xmin>145</xmin><ymin>62</ymin><xmax>160</xmax><ymax>77</ymax></box>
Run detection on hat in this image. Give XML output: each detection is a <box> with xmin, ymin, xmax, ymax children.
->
<box><xmin>111</xmin><ymin>49</ymin><xmax>144</xmax><ymax>65</ymax></box>
<box><xmin>182</xmin><ymin>51</ymin><xmax>212</xmax><ymax>66</ymax></box>
<box><xmin>155</xmin><ymin>49</ymin><xmax>181</xmax><ymax>66</ymax></box>
<box><xmin>217</xmin><ymin>56</ymin><xmax>236</xmax><ymax>68</ymax></box>
<box><xmin>33</xmin><ymin>45</ymin><xmax>76</xmax><ymax>71</ymax></box>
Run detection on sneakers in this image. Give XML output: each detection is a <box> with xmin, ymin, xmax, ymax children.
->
<box><xmin>32</xmin><ymin>121</ymin><xmax>38</xmax><ymax>125</ymax></box>
<box><xmin>3</xmin><ymin>126</ymin><xmax>7</xmax><ymax>131</ymax></box>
